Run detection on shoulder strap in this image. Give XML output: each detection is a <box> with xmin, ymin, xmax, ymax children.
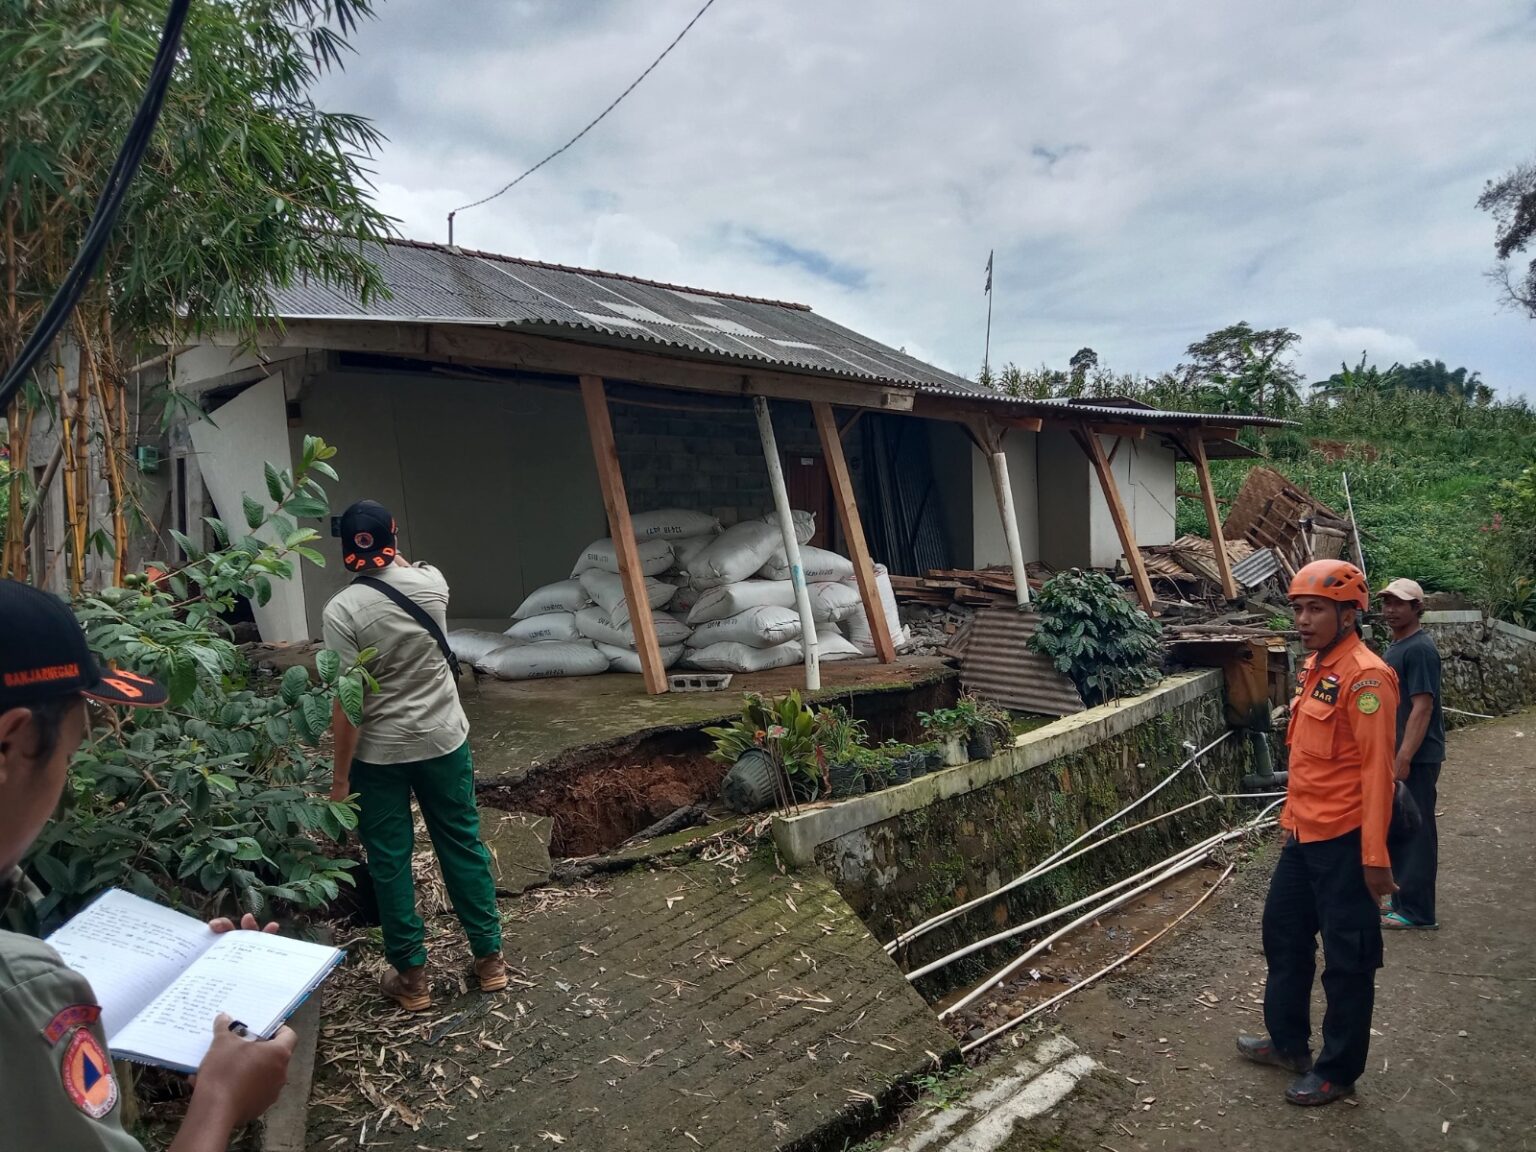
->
<box><xmin>352</xmin><ymin>575</ymin><xmax>463</xmax><ymax>679</ymax></box>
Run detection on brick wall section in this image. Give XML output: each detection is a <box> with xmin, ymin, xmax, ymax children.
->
<box><xmin>610</xmin><ymin>400</ymin><xmax>833</xmax><ymax>527</ymax></box>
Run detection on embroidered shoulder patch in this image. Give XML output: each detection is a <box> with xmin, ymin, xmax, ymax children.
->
<box><xmin>1351</xmin><ymin>677</ymin><xmax>1382</xmax><ymax>692</ymax></box>
<box><xmin>43</xmin><ymin>1004</ymin><xmax>101</xmax><ymax>1045</ymax></box>
<box><xmin>61</xmin><ymin>1028</ymin><xmax>118</xmax><ymax>1119</ymax></box>
<box><xmin>1356</xmin><ymin>692</ymin><xmax>1382</xmax><ymax>715</ymax></box>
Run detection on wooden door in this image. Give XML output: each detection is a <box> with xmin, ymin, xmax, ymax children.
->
<box><xmin>782</xmin><ymin>452</ymin><xmax>832</xmax><ymax>548</ymax></box>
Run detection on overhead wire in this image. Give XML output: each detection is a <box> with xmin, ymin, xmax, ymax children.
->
<box><xmin>447</xmin><ymin>0</ymin><xmax>720</xmax><ymax>241</ymax></box>
<box><xmin>0</xmin><ymin>0</ymin><xmax>192</xmax><ymax>413</ymax></box>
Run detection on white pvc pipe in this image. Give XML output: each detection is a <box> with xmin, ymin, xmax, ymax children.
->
<box><xmin>754</xmin><ymin>397</ymin><xmax>819</xmax><ymax>691</ymax></box>
<box><xmin>988</xmin><ymin>448</ymin><xmax>1031</xmax><ymax>607</ymax></box>
<box><xmin>885</xmin><ymin>729</ymin><xmax>1234</xmax><ymax>953</ymax></box>
<box><xmin>938</xmin><ymin>805</ymin><xmax>1280</xmax><ymax>1020</ymax></box>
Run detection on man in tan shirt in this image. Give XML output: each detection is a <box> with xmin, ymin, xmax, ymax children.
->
<box><xmin>322</xmin><ymin>501</ymin><xmax>505</xmax><ymax>1012</ymax></box>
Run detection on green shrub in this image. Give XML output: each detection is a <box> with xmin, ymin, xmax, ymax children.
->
<box><xmin>24</xmin><ymin>437</ymin><xmax>371</xmax><ymax>922</ymax></box>
<box><xmin>1031</xmin><ymin>570</ymin><xmax>1164</xmax><ymax>705</ymax></box>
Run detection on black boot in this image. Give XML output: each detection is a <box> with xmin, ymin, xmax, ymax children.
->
<box><xmin>1285</xmin><ymin>1071</ymin><xmax>1354</xmax><ymax>1106</ymax></box>
<box><xmin>1236</xmin><ymin>1034</ymin><xmax>1312</xmax><ymax>1075</ymax></box>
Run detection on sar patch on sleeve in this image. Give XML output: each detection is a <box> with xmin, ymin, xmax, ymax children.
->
<box><xmin>61</xmin><ymin>1028</ymin><xmax>118</xmax><ymax>1119</ymax></box>
<box><xmin>1351</xmin><ymin>677</ymin><xmax>1382</xmax><ymax>692</ymax></box>
<box><xmin>1356</xmin><ymin>691</ymin><xmax>1382</xmax><ymax>715</ymax></box>
<box><xmin>42</xmin><ymin>1004</ymin><xmax>102</xmax><ymax>1045</ymax></box>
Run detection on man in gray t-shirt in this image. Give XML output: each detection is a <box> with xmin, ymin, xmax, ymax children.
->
<box><xmin>323</xmin><ymin>501</ymin><xmax>505</xmax><ymax>1010</ymax></box>
<box><xmin>1379</xmin><ymin>578</ymin><xmax>1445</xmax><ymax>930</ymax></box>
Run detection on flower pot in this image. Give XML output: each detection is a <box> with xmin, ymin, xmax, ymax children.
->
<box><xmin>901</xmin><ymin>749</ymin><xmax>930</xmax><ymax>778</ymax></box>
<box><xmin>721</xmin><ymin>749</ymin><xmax>778</xmax><ymax>813</ymax></box>
<box><xmin>938</xmin><ymin>734</ymin><xmax>969</xmax><ymax>767</ymax></box>
<box><xmin>922</xmin><ymin>746</ymin><xmax>944</xmax><ymax>772</ymax></box>
<box><xmin>829</xmin><ymin>760</ymin><xmax>866</xmax><ymax>799</ymax></box>
<box><xmin>883</xmin><ymin>757</ymin><xmax>913</xmax><ymax>786</ymax></box>
<box><xmin>966</xmin><ymin>729</ymin><xmax>996</xmax><ymax>761</ymax></box>
<box><xmin>790</xmin><ymin>771</ymin><xmax>821</xmax><ymax>803</ymax></box>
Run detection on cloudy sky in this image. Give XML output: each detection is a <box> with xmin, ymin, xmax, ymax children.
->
<box><xmin>314</xmin><ymin>1</ymin><xmax>1536</xmax><ymax>398</ymax></box>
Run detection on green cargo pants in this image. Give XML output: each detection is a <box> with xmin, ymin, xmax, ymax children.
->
<box><xmin>352</xmin><ymin>740</ymin><xmax>502</xmax><ymax>971</ymax></box>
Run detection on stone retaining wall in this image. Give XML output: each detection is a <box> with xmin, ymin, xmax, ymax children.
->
<box><xmin>774</xmin><ymin>671</ymin><xmax>1270</xmax><ymax>998</ymax></box>
<box><xmin>1420</xmin><ymin>612</ymin><xmax>1536</xmax><ymax>719</ymax></box>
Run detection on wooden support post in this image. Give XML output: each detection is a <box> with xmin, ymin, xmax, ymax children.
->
<box><xmin>813</xmin><ymin>401</ymin><xmax>895</xmax><ymax>662</ymax></box>
<box><xmin>965</xmin><ymin>417</ymin><xmax>1032</xmax><ymax>608</ymax></box>
<box><xmin>579</xmin><ymin>375</ymin><xmax>668</xmax><ymax>694</ymax></box>
<box><xmin>756</xmin><ymin>398</ymin><xmax>819</xmax><ymax>689</ymax></box>
<box><xmin>1073</xmin><ymin>426</ymin><xmax>1156</xmax><ymax>612</ymax></box>
<box><xmin>1179</xmin><ymin>432</ymin><xmax>1238</xmax><ymax>601</ymax></box>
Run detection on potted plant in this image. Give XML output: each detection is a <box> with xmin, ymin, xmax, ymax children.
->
<box><xmin>705</xmin><ymin>691</ymin><xmax>821</xmax><ymax>812</ymax></box>
<box><xmin>959</xmin><ymin>692</ymin><xmax>1012</xmax><ymax>760</ymax></box>
<box><xmin>815</xmin><ymin>706</ymin><xmax>868</xmax><ymax>799</ymax></box>
<box><xmin>878</xmin><ymin>740</ymin><xmax>921</xmax><ymax>786</ymax></box>
<box><xmin>919</xmin><ymin>706</ymin><xmax>972</xmax><ymax>767</ymax></box>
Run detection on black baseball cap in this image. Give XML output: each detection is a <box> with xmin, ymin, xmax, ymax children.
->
<box><xmin>0</xmin><ymin>580</ymin><xmax>167</xmax><ymax>709</ymax></box>
<box><xmin>339</xmin><ymin>500</ymin><xmax>398</xmax><ymax>573</ymax></box>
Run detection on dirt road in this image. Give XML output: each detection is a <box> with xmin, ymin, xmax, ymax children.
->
<box><xmin>958</xmin><ymin>713</ymin><xmax>1534</xmax><ymax>1152</ymax></box>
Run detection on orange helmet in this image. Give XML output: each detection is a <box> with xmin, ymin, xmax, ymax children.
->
<box><xmin>1289</xmin><ymin>559</ymin><xmax>1369</xmax><ymax>611</ymax></box>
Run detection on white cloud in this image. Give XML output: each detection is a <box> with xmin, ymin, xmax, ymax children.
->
<box><xmin>315</xmin><ymin>0</ymin><xmax>1536</xmax><ymax>398</ymax></box>
<box><xmin>1291</xmin><ymin>320</ymin><xmax>1434</xmax><ymax>385</ymax></box>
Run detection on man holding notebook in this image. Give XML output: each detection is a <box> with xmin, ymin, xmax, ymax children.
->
<box><xmin>0</xmin><ymin>578</ymin><xmax>296</xmax><ymax>1150</ymax></box>
<box><xmin>323</xmin><ymin>500</ymin><xmax>506</xmax><ymax>1011</ymax></box>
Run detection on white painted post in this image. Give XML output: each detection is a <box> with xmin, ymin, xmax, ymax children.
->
<box><xmin>989</xmin><ymin>448</ymin><xmax>1032</xmax><ymax>607</ymax></box>
<box><xmin>754</xmin><ymin>396</ymin><xmax>820</xmax><ymax>690</ymax></box>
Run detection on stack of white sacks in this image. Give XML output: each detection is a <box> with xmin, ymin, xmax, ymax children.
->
<box><xmin>449</xmin><ymin>507</ymin><xmax>908</xmax><ymax>681</ymax></box>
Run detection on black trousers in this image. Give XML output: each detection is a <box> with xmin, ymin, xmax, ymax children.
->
<box><xmin>1392</xmin><ymin>761</ymin><xmax>1441</xmax><ymax>926</ymax></box>
<box><xmin>1262</xmin><ymin>830</ymin><xmax>1384</xmax><ymax>1086</ymax></box>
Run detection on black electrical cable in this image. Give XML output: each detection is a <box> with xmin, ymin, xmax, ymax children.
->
<box><xmin>0</xmin><ymin>0</ymin><xmax>192</xmax><ymax>413</ymax></box>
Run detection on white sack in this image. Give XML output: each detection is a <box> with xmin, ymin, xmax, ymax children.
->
<box><xmin>575</xmin><ymin>605</ymin><xmax>691</xmax><ymax>648</ymax></box>
<box><xmin>686</xmin><ymin>579</ymin><xmax>795</xmax><ymax>625</ymax></box>
<box><xmin>758</xmin><ymin>545</ymin><xmax>856</xmax><ymax>583</ymax></box>
<box><xmin>808</xmin><ymin>581</ymin><xmax>862</xmax><ymax>623</ymax></box>
<box><xmin>502</xmin><ymin>612</ymin><xmax>582</xmax><ymax>645</ymax></box>
<box><xmin>685</xmin><ymin>605</ymin><xmax>803</xmax><ymax>650</ymax></box>
<box><xmin>758</xmin><ymin>509</ymin><xmax>815</xmax><ymax>545</ymax></box>
<box><xmin>578</xmin><ymin>570</ymin><xmax>676</xmax><ymax>621</ymax></box>
<box><xmin>593</xmin><ymin>641</ymin><xmax>686</xmax><ymax>673</ymax></box>
<box><xmin>670</xmin><ymin>535</ymin><xmax>714</xmax><ymax>571</ymax></box>
<box><xmin>686</xmin><ymin>520</ymin><xmax>782</xmax><ymax>588</ymax></box>
<box><xmin>667</xmin><ymin>582</ymin><xmax>702</xmax><ymax>616</ymax></box>
<box><xmin>512</xmin><ymin>579</ymin><xmax>591</xmax><ymax>619</ymax></box>
<box><xmin>846</xmin><ymin>565</ymin><xmax>909</xmax><ymax>655</ymax></box>
<box><xmin>630</xmin><ymin>508</ymin><xmax>722</xmax><ymax>541</ymax></box>
<box><xmin>476</xmin><ymin>641</ymin><xmax>608</xmax><ymax>680</ymax></box>
<box><xmin>816</xmin><ymin>625</ymin><xmax>864</xmax><ymax>662</ymax></box>
<box><xmin>571</xmin><ymin>536</ymin><xmax>674</xmax><ymax>577</ymax></box>
<box><xmin>684</xmin><ymin>639</ymin><xmax>804</xmax><ymax>673</ymax></box>
<box><xmin>448</xmin><ymin>630</ymin><xmax>518</xmax><ymax>664</ymax></box>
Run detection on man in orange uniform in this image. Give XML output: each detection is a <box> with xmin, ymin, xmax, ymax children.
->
<box><xmin>1237</xmin><ymin>560</ymin><xmax>1399</xmax><ymax>1106</ymax></box>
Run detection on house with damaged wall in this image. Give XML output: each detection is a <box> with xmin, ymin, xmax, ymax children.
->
<box><xmin>16</xmin><ymin>238</ymin><xmax>1285</xmax><ymax>690</ymax></box>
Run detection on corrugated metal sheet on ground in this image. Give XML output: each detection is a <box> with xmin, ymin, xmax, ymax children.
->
<box><xmin>957</xmin><ymin>608</ymin><xmax>1085</xmax><ymax>717</ymax></box>
<box><xmin>1231</xmin><ymin>547</ymin><xmax>1280</xmax><ymax>588</ymax></box>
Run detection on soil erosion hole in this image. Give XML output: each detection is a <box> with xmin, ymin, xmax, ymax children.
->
<box><xmin>478</xmin><ymin>678</ymin><xmax>956</xmax><ymax>857</ymax></box>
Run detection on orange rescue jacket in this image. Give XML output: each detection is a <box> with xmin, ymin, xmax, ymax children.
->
<box><xmin>1283</xmin><ymin>631</ymin><xmax>1398</xmax><ymax>868</ymax></box>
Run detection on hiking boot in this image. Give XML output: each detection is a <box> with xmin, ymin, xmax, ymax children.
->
<box><xmin>1236</xmin><ymin>1034</ymin><xmax>1313</xmax><ymax>1074</ymax></box>
<box><xmin>381</xmin><ymin>965</ymin><xmax>431</xmax><ymax>1013</ymax></box>
<box><xmin>1285</xmin><ymin>1071</ymin><xmax>1355</xmax><ymax>1107</ymax></box>
<box><xmin>474</xmin><ymin>952</ymin><xmax>509</xmax><ymax>993</ymax></box>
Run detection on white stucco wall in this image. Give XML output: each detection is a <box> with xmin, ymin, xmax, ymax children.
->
<box><xmin>290</xmin><ymin>370</ymin><xmax>605</xmax><ymax>635</ymax></box>
<box><xmin>1088</xmin><ymin>436</ymin><xmax>1177</xmax><ymax>566</ymax></box>
<box><xmin>970</xmin><ymin>430</ymin><xmax>1041</xmax><ymax>567</ymax></box>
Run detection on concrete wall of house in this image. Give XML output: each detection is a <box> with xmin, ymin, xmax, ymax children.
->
<box><xmin>608</xmin><ymin>398</ymin><xmax>824</xmax><ymax>532</ymax></box>
<box><xmin>1089</xmin><ymin>435</ymin><xmax>1178</xmax><ymax>565</ymax></box>
<box><xmin>290</xmin><ymin>370</ymin><xmax>604</xmax><ymax>633</ymax></box>
<box><xmin>1035</xmin><ymin>430</ymin><xmax>1177</xmax><ymax>571</ymax></box>
<box><xmin>1035</xmin><ymin>429</ymin><xmax>1094</xmax><ymax>570</ymax></box>
<box><xmin>970</xmin><ymin>430</ymin><xmax>1041</xmax><ymax>567</ymax></box>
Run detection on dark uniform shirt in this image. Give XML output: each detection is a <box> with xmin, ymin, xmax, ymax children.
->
<box><xmin>0</xmin><ymin>869</ymin><xmax>143</xmax><ymax>1151</ymax></box>
<box><xmin>1385</xmin><ymin>629</ymin><xmax>1445</xmax><ymax>765</ymax></box>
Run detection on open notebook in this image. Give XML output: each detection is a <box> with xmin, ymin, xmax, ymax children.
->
<box><xmin>46</xmin><ymin>889</ymin><xmax>344</xmax><ymax>1074</ymax></box>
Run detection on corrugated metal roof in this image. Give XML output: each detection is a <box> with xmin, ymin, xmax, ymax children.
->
<box><xmin>269</xmin><ymin>238</ymin><xmax>1290</xmax><ymax>429</ymax></box>
<box><xmin>957</xmin><ymin>608</ymin><xmax>1085</xmax><ymax>717</ymax></box>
